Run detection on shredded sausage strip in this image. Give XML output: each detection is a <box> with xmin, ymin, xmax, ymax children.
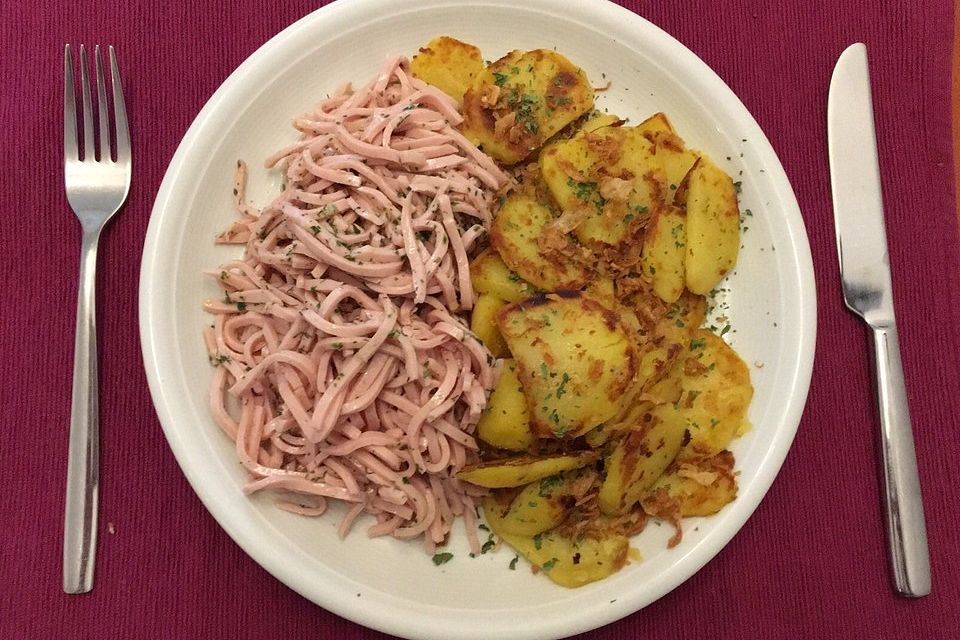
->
<box><xmin>204</xmin><ymin>57</ymin><xmax>509</xmax><ymax>554</ymax></box>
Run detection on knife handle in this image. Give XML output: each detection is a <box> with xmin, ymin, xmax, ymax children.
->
<box><xmin>870</xmin><ymin>324</ymin><xmax>931</xmax><ymax>597</ymax></box>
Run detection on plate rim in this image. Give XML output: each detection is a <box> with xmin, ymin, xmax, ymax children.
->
<box><xmin>139</xmin><ymin>0</ymin><xmax>817</xmax><ymax>638</ymax></box>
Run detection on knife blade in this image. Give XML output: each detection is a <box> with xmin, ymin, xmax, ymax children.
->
<box><xmin>827</xmin><ymin>42</ymin><xmax>931</xmax><ymax>597</ymax></box>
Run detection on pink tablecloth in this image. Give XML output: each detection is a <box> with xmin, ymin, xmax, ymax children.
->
<box><xmin>2</xmin><ymin>1</ymin><xmax>959</xmax><ymax>638</ymax></box>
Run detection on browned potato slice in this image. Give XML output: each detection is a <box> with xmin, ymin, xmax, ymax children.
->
<box><xmin>497</xmin><ymin>471</ymin><xmax>592</xmax><ymax>536</ymax></box>
<box><xmin>642</xmin><ymin>451</ymin><xmax>738</xmax><ymax>517</ymax></box>
<box><xmin>483</xmin><ymin>495</ymin><xmax>629</xmax><ymax>588</ymax></box>
<box><xmin>581</xmin><ymin>111</ymin><xmax>621</xmax><ymax>133</ymax></box>
<box><xmin>539</xmin><ymin>113</ymin><xmax>699</xmax><ymax>248</ymax></box>
<box><xmin>676</xmin><ymin>330</ymin><xmax>753</xmax><ymax>460</ymax></box>
<box><xmin>684</xmin><ymin>157</ymin><xmax>740</xmax><ymax>294</ymax></box>
<box><xmin>470</xmin><ymin>248</ymin><xmax>537</xmax><ymax>303</ymax></box>
<box><xmin>410</xmin><ymin>36</ymin><xmax>485</xmax><ymax>102</ymax></box>
<box><xmin>598</xmin><ymin>401</ymin><xmax>687</xmax><ymax>515</ymax></box>
<box><xmin>490</xmin><ymin>194</ymin><xmax>591</xmax><ymax>291</ymax></box>
<box><xmin>471</xmin><ymin>294</ymin><xmax>509</xmax><ymax>357</ymax></box>
<box><xmin>458</xmin><ymin>451</ymin><xmax>598</xmax><ymax>488</ymax></box>
<box><xmin>497</xmin><ymin>292</ymin><xmax>639</xmax><ymax>439</ymax></box>
<box><xmin>641</xmin><ymin>205</ymin><xmax>687</xmax><ymax>303</ymax></box>
<box><xmin>476</xmin><ymin>359</ymin><xmax>535</xmax><ymax>451</ymax></box>
<box><xmin>462</xmin><ymin>49</ymin><xmax>594</xmax><ymax>164</ymax></box>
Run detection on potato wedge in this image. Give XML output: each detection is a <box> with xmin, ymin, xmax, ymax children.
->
<box><xmin>642</xmin><ymin>451</ymin><xmax>737</xmax><ymax>518</ymax></box>
<box><xmin>471</xmin><ymin>294</ymin><xmax>509</xmax><ymax>358</ymax></box>
<box><xmin>676</xmin><ymin>330</ymin><xmax>753</xmax><ymax>460</ymax></box>
<box><xmin>498</xmin><ymin>471</ymin><xmax>592</xmax><ymax>536</ymax></box>
<box><xmin>683</xmin><ymin>157</ymin><xmax>740</xmax><ymax>294</ymax></box>
<box><xmin>483</xmin><ymin>495</ymin><xmax>629</xmax><ymax>588</ymax></box>
<box><xmin>462</xmin><ymin>49</ymin><xmax>594</xmax><ymax>164</ymax></box>
<box><xmin>410</xmin><ymin>36</ymin><xmax>485</xmax><ymax>102</ymax></box>
<box><xmin>497</xmin><ymin>292</ymin><xmax>639</xmax><ymax>439</ymax></box>
<box><xmin>490</xmin><ymin>194</ymin><xmax>591</xmax><ymax>291</ymax></box>
<box><xmin>642</xmin><ymin>205</ymin><xmax>687</xmax><ymax>303</ymax></box>
<box><xmin>598</xmin><ymin>401</ymin><xmax>688</xmax><ymax>515</ymax></box>
<box><xmin>458</xmin><ymin>451</ymin><xmax>598</xmax><ymax>488</ymax></box>
<box><xmin>476</xmin><ymin>359</ymin><xmax>535</xmax><ymax>451</ymax></box>
<box><xmin>470</xmin><ymin>248</ymin><xmax>537</xmax><ymax>303</ymax></box>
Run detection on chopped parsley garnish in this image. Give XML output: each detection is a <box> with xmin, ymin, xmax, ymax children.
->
<box><xmin>509</xmin><ymin>555</ymin><xmax>519</xmax><ymax>570</ymax></box>
<box><xmin>689</xmin><ymin>337</ymin><xmax>706</xmax><ymax>350</ymax></box>
<box><xmin>533</xmin><ymin>534</ymin><xmax>543</xmax><ymax>550</ymax></box>
<box><xmin>541</xmin><ymin>558</ymin><xmax>558</xmax><ymax>572</ymax></box>
<box><xmin>480</xmin><ymin>535</ymin><xmax>496</xmax><ymax>554</ymax></box>
<box><xmin>236</xmin><ymin>301</ymin><xmax>247</xmax><ymax>311</ymax></box>
<box><xmin>432</xmin><ymin>552</ymin><xmax>454</xmax><ymax>566</ymax></box>
<box><xmin>555</xmin><ymin>372</ymin><xmax>571</xmax><ymax>399</ymax></box>
<box><xmin>567</xmin><ymin>177</ymin><xmax>599</xmax><ymax>202</ymax></box>
<box><xmin>538</xmin><ymin>474</ymin><xmax>563</xmax><ymax>497</ymax></box>
<box><xmin>492</xmin><ymin>72</ymin><xmax>509</xmax><ymax>87</ymax></box>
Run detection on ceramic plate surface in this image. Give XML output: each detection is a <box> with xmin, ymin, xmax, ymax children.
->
<box><xmin>141</xmin><ymin>1</ymin><xmax>816</xmax><ymax>638</ymax></box>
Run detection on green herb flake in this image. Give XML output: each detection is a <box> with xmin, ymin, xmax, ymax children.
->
<box><xmin>555</xmin><ymin>372</ymin><xmax>571</xmax><ymax>399</ymax></box>
<box><xmin>533</xmin><ymin>534</ymin><xmax>543</xmax><ymax>550</ymax></box>
<box><xmin>541</xmin><ymin>558</ymin><xmax>558</xmax><ymax>572</ymax></box>
<box><xmin>432</xmin><ymin>552</ymin><xmax>454</xmax><ymax>566</ymax></box>
<box><xmin>689</xmin><ymin>337</ymin><xmax>706</xmax><ymax>350</ymax></box>
<box><xmin>480</xmin><ymin>536</ymin><xmax>496</xmax><ymax>554</ymax></box>
<box><xmin>236</xmin><ymin>301</ymin><xmax>247</xmax><ymax>312</ymax></box>
<box><xmin>492</xmin><ymin>72</ymin><xmax>509</xmax><ymax>87</ymax></box>
<box><xmin>538</xmin><ymin>474</ymin><xmax>563</xmax><ymax>497</ymax></box>
<box><xmin>509</xmin><ymin>555</ymin><xmax>519</xmax><ymax>570</ymax></box>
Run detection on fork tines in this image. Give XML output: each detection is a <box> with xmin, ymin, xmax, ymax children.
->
<box><xmin>64</xmin><ymin>44</ymin><xmax>129</xmax><ymax>164</ymax></box>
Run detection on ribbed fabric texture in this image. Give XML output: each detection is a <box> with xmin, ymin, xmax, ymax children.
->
<box><xmin>1</xmin><ymin>1</ymin><xmax>957</xmax><ymax>638</ymax></box>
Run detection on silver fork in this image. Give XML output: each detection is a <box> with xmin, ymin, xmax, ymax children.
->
<box><xmin>63</xmin><ymin>44</ymin><xmax>131</xmax><ymax>594</ymax></box>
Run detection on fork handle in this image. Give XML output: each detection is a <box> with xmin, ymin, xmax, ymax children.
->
<box><xmin>63</xmin><ymin>226</ymin><xmax>102</xmax><ymax>594</ymax></box>
<box><xmin>870</xmin><ymin>324</ymin><xmax>931</xmax><ymax>597</ymax></box>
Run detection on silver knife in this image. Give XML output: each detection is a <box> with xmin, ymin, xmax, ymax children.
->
<box><xmin>827</xmin><ymin>42</ymin><xmax>931</xmax><ymax>597</ymax></box>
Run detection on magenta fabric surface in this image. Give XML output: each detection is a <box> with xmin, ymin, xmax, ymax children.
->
<box><xmin>2</xmin><ymin>1</ymin><xmax>958</xmax><ymax>638</ymax></box>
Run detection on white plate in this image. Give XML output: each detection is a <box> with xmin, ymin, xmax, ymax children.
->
<box><xmin>140</xmin><ymin>1</ymin><xmax>816</xmax><ymax>638</ymax></box>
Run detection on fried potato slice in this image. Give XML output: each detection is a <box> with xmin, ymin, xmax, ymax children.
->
<box><xmin>497</xmin><ymin>470</ymin><xmax>593</xmax><ymax>536</ymax></box>
<box><xmin>471</xmin><ymin>294</ymin><xmax>510</xmax><ymax>358</ymax></box>
<box><xmin>490</xmin><ymin>194</ymin><xmax>591</xmax><ymax>291</ymax></box>
<box><xmin>476</xmin><ymin>359</ymin><xmax>536</xmax><ymax>451</ymax></box>
<box><xmin>462</xmin><ymin>49</ymin><xmax>594</xmax><ymax>164</ymax></box>
<box><xmin>676</xmin><ymin>330</ymin><xmax>753</xmax><ymax>460</ymax></box>
<box><xmin>642</xmin><ymin>451</ymin><xmax>738</xmax><ymax>518</ymax></box>
<box><xmin>539</xmin><ymin>113</ymin><xmax>699</xmax><ymax>249</ymax></box>
<box><xmin>458</xmin><ymin>451</ymin><xmax>598</xmax><ymax>488</ymax></box>
<box><xmin>598</xmin><ymin>401</ymin><xmax>688</xmax><ymax>515</ymax></box>
<box><xmin>641</xmin><ymin>205</ymin><xmax>687</xmax><ymax>303</ymax></box>
<box><xmin>483</xmin><ymin>494</ymin><xmax>629</xmax><ymax>588</ymax></box>
<box><xmin>410</xmin><ymin>36</ymin><xmax>485</xmax><ymax>102</ymax></box>
<box><xmin>683</xmin><ymin>157</ymin><xmax>740</xmax><ymax>294</ymax></box>
<box><xmin>471</xmin><ymin>248</ymin><xmax>538</xmax><ymax>303</ymax></box>
<box><xmin>497</xmin><ymin>292</ymin><xmax>640</xmax><ymax>439</ymax></box>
